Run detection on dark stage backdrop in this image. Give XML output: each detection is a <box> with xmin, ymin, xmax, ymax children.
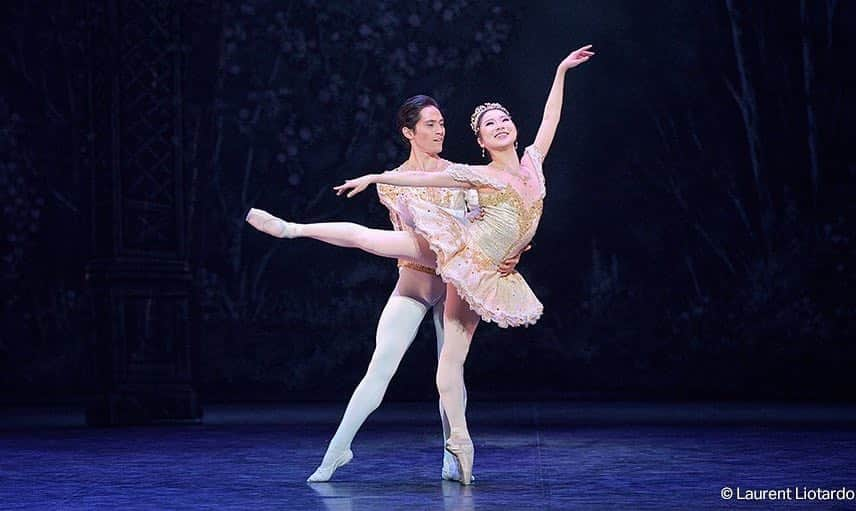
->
<box><xmin>1</xmin><ymin>0</ymin><xmax>854</xmax><ymax>406</ymax></box>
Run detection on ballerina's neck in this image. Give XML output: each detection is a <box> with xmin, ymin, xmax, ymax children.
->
<box><xmin>488</xmin><ymin>149</ymin><xmax>521</xmax><ymax>171</ymax></box>
<box><xmin>488</xmin><ymin>160</ymin><xmax>522</xmax><ymax>176</ymax></box>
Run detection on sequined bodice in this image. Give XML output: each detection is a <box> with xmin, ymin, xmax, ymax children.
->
<box><xmin>469</xmin><ymin>186</ymin><xmax>543</xmax><ymax>264</ymax></box>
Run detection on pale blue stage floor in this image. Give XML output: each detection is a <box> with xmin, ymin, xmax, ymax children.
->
<box><xmin>2</xmin><ymin>402</ymin><xmax>856</xmax><ymax>510</ymax></box>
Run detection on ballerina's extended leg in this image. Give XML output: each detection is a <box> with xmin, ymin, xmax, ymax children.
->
<box><xmin>245</xmin><ymin>208</ymin><xmax>435</xmax><ymax>266</ymax></box>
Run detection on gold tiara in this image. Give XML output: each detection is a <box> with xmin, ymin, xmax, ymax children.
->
<box><xmin>470</xmin><ymin>102</ymin><xmax>510</xmax><ymax>133</ymax></box>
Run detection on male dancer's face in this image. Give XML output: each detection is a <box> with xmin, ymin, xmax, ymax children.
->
<box><xmin>409</xmin><ymin>106</ymin><xmax>445</xmax><ymax>156</ymax></box>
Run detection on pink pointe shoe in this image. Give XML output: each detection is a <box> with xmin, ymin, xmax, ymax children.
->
<box><xmin>245</xmin><ymin>208</ymin><xmax>299</xmax><ymax>238</ymax></box>
<box><xmin>444</xmin><ymin>437</ymin><xmax>474</xmax><ymax>485</ymax></box>
<box><xmin>442</xmin><ymin>453</ymin><xmax>476</xmax><ymax>482</ymax></box>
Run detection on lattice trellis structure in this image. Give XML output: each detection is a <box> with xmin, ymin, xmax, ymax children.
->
<box><xmin>119</xmin><ymin>0</ymin><xmax>182</xmax><ymax>255</ymax></box>
<box><xmin>85</xmin><ymin>0</ymin><xmax>200</xmax><ymax>425</ymax></box>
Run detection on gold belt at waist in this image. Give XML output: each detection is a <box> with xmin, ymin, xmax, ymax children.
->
<box><xmin>397</xmin><ymin>260</ymin><xmax>437</xmax><ymax>275</ymax></box>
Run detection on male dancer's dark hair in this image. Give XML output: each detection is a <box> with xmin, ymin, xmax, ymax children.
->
<box><xmin>395</xmin><ymin>95</ymin><xmax>442</xmax><ymax>143</ymax></box>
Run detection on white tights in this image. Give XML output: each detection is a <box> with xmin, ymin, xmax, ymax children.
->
<box><xmin>289</xmin><ymin>221</ymin><xmax>478</xmax><ymax>464</ymax></box>
<box><xmin>318</xmin><ymin>270</ymin><xmax>470</xmax><ymax>469</ymax></box>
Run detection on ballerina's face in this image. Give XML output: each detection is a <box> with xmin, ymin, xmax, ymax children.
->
<box><xmin>405</xmin><ymin>106</ymin><xmax>445</xmax><ymax>155</ymax></box>
<box><xmin>477</xmin><ymin>108</ymin><xmax>517</xmax><ymax>153</ymax></box>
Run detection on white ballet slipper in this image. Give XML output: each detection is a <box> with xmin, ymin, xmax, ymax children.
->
<box><xmin>306</xmin><ymin>449</ymin><xmax>354</xmax><ymax>482</ymax></box>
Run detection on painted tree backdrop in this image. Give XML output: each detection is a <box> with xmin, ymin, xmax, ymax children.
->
<box><xmin>1</xmin><ymin>0</ymin><xmax>853</xmax><ymax>402</ymax></box>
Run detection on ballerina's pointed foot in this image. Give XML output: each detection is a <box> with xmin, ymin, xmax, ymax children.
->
<box><xmin>442</xmin><ymin>452</ymin><xmax>476</xmax><ymax>483</ymax></box>
<box><xmin>444</xmin><ymin>438</ymin><xmax>474</xmax><ymax>485</ymax></box>
<box><xmin>306</xmin><ymin>449</ymin><xmax>354</xmax><ymax>482</ymax></box>
<box><xmin>245</xmin><ymin>208</ymin><xmax>300</xmax><ymax>238</ymax></box>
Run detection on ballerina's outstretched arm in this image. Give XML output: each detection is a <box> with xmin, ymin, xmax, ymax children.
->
<box><xmin>532</xmin><ymin>44</ymin><xmax>595</xmax><ymax>161</ymax></box>
<box><xmin>334</xmin><ymin>166</ymin><xmax>493</xmax><ymax>198</ymax></box>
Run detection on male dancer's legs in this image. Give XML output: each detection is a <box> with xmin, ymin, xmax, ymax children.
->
<box><xmin>307</xmin><ymin>268</ymin><xmax>466</xmax><ymax>482</ymax></box>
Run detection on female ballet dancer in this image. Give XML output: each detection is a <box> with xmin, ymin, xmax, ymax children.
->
<box><xmin>303</xmin><ymin>96</ymin><xmax>524</xmax><ymax>483</ymax></box>
<box><xmin>247</xmin><ymin>44</ymin><xmax>595</xmax><ymax>483</ymax></box>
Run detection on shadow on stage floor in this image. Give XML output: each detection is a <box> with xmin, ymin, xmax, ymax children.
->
<box><xmin>2</xmin><ymin>401</ymin><xmax>856</xmax><ymax>510</ymax></box>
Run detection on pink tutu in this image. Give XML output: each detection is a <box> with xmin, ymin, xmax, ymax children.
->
<box><xmin>394</xmin><ymin>146</ymin><xmax>547</xmax><ymax>328</ymax></box>
<box><xmin>403</xmin><ymin>197</ymin><xmax>543</xmax><ymax>328</ymax></box>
